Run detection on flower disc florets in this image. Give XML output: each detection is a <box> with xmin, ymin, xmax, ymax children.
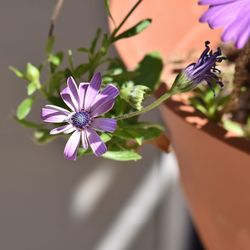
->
<box><xmin>71</xmin><ymin>111</ymin><xmax>90</xmax><ymax>129</ymax></box>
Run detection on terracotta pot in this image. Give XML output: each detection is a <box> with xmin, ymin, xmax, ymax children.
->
<box><xmin>109</xmin><ymin>1</ymin><xmax>250</xmax><ymax>250</ymax></box>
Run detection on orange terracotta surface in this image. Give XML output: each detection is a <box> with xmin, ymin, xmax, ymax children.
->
<box><xmin>160</xmin><ymin>102</ymin><xmax>250</xmax><ymax>250</ymax></box>
<box><xmin>109</xmin><ymin>1</ymin><xmax>250</xmax><ymax>249</ymax></box>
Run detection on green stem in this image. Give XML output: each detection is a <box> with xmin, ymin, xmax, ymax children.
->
<box><xmin>115</xmin><ymin>90</ymin><xmax>174</xmax><ymax>120</ymax></box>
<box><xmin>111</xmin><ymin>0</ymin><xmax>143</xmax><ymax>39</ymax></box>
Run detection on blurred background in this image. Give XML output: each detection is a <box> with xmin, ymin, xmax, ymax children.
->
<box><xmin>0</xmin><ymin>0</ymin><xmax>203</xmax><ymax>249</ymax></box>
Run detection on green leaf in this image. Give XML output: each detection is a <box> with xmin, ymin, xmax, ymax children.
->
<box><xmin>26</xmin><ymin>63</ymin><xmax>40</xmax><ymax>82</ymax></box>
<box><xmin>189</xmin><ymin>97</ymin><xmax>207</xmax><ymax>115</ymax></box>
<box><xmin>120</xmin><ymin>81</ymin><xmax>150</xmax><ymax>110</ymax></box>
<box><xmin>16</xmin><ymin>97</ymin><xmax>33</xmax><ymax>120</ymax></box>
<box><xmin>100</xmin><ymin>133</ymin><xmax>112</xmax><ymax>143</ymax></box>
<box><xmin>105</xmin><ymin>0</ymin><xmax>116</xmax><ymax>26</ymax></box>
<box><xmin>34</xmin><ymin>129</ymin><xmax>55</xmax><ymax>144</ymax></box>
<box><xmin>48</xmin><ymin>71</ymin><xmax>65</xmax><ymax>94</ymax></box>
<box><xmin>48</xmin><ymin>51</ymin><xmax>64</xmax><ymax>66</ymax></box>
<box><xmin>223</xmin><ymin>119</ymin><xmax>245</xmax><ymax>136</ymax></box>
<box><xmin>78</xmin><ymin>47</ymin><xmax>89</xmax><ymax>53</ymax></box>
<box><xmin>103</xmin><ymin>150</ymin><xmax>142</xmax><ymax>161</ymax></box>
<box><xmin>45</xmin><ymin>36</ymin><xmax>55</xmax><ymax>54</ymax></box>
<box><xmin>73</xmin><ymin>64</ymin><xmax>89</xmax><ymax>78</ymax></box>
<box><xmin>9</xmin><ymin>66</ymin><xmax>25</xmax><ymax>78</ymax></box>
<box><xmin>27</xmin><ymin>81</ymin><xmax>41</xmax><ymax>95</ymax></box>
<box><xmin>15</xmin><ymin>117</ymin><xmax>44</xmax><ymax>129</ymax></box>
<box><xmin>115</xmin><ymin>123</ymin><xmax>164</xmax><ymax>145</ymax></box>
<box><xmin>134</xmin><ymin>52</ymin><xmax>163</xmax><ymax>90</ymax></box>
<box><xmin>112</xmin><ymin>19</ymin><xmax>152</xmax><ymax>42</ymax></box>
<box><xmin>47</xmin><ymin>96</ymin><xmax>67</xmax><ymax>109</ymax></box>
<box><xmin>90</xmin><ymin>28</ymin><xmax>101</xmax><ymax>54</ymax></box>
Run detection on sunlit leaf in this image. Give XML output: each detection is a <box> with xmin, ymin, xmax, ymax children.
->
<box><xmin>16</xmin><ymin>97</ymin><xmax>33</xmax><ymax>120</ymax></box>
<box><xmin>27</xmin><ymin>81</ymin><xmax>41</xmax><ymax>95</ymax></box>
<box><xmin>103</xmin><ymin>150</ymin><xmax>141</xmax><ymax>161</ymax></box>
<box><xmin>9</xmin><ymin>66</ymin><xmax>25</xmax><ymax>79</ymax></box>
<box><xmin>112</xmin><ymin>19</ymin><xmax>152</xmax><ymax>42</ymax></box>
<box><xmin>26</xmin><ymin>63</ymin><xmax>40</xmax><ymax>82</ymax></box>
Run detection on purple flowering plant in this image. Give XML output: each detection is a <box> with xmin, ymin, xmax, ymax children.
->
<box><xmin>10</xmin><ymin>0</ymin><xmax>231</xmax><ymax>161</ymax></box>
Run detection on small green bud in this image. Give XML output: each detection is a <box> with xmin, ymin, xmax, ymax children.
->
<box><xmin>120</xmin><ymin>81</ymin><xmax>150</xmax><ymax>110</ymax></box>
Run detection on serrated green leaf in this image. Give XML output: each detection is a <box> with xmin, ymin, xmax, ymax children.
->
<box><xmin>46</xmin><ymin>36</ymin><xmax>55</xmax><ymax>54</ymax></box>
<box><xmin>103</xmin><ymin>150</ymin><xmax>142</xmax><ymax>161</ymax></box>
<box><xmin>112</xmin><ymin>19</ymin><xmax>152</xmax><ymax>42</ymax></box>
<box><xmin>16</xmin><ymin>97</ymin><xmax>33</xmax><ymax>120</ymax></box>
<box><xmin>9</xmin><ymin>66</ymin><xmax>25</xmax><ymax>78</ymax></box>
<box><xmin>26</xmin><ymin>63</ymin><xmax>40</xmax><ymax>82</ymax></box>
<box><xmin>134</xmin><ymin>52</ymin><xmax>163</xmax><ymax>90</ymax></box>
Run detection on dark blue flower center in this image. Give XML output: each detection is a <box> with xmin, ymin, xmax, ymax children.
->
<box><xmin>71</xmin><ymin>111</ymin><xmax>90</xmax><ymax>128</ymax></box>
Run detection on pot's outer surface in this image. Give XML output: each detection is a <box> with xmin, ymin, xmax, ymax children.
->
<box><xmin>160</xmin><ymin>103</ymin><xmax>250</xmax><ymax>250</ymax></box>
<box><xmin>109</xmin><ymin>1</ymin><xmax>250</xmax><ymax>249</ymax></box>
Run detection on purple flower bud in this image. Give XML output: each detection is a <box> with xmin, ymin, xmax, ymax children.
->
<box><xmin>171</xmin><ymin>41</ymin><xmax>226</xmax><ymax>95</ymax></box>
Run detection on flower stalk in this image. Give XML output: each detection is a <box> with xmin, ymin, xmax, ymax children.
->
<box><xmin>115</xmin><ymin>90</ymin><xmax>174</xmax><ymax>120</ymax></box>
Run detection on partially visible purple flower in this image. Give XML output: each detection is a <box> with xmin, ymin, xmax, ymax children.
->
<box><xmin>41</xmin><ymin>73</ymin><xmax>119</xmax><ymax>160</ymax></box>
<box><xmin>199</xmin><ymin>0</ymin><xmax>250</xmax><ymax>49</ymax></box>
<box><xmin>171</xmin><ymin>41</ymin><xmax>225</xmax><ymax>95</ymax></box>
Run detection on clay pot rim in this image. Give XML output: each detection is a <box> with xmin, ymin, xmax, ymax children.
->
<box><xmin>156</xmin><ymin>84</ymin><xmax>250</xmax><ymax>155</ymax></box>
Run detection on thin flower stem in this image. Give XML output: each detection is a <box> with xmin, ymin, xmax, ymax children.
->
<box><xmin>48</xmin><ymin>0</ymin><xmax>64</xmax><ymax>37</ymax></box>
<box><xmin>115</xmin><ymin>90</ymin><xmax>173</xmax><ymax>120</ymax></box>
<box><xmin>111</xmin><ymin>0</ymin><xmax>143</xmax><ymax>39</ymax></box>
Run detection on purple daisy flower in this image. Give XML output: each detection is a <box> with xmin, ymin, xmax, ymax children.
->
<box><xmin>171</xmin><ymin>41</ymin><xmax>225</xmax><ymax>95</ymax></box>
<box><xmin>199</xmin><ymin>0</ymin><xmax>250</xmax><ymax>48</ymax></box>
<box><xmin>41</xmin><ymin>72</ymin><xmax>119</xmax><ymax>160</ymax></box>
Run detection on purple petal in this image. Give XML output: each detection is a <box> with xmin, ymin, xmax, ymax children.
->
<box><xmin>90</xmin><ymin>99</ymin><xmax>115</xmax><ymax>117</ymax></box>
<box><xmin>84</xmin><ymin>72</ymin><xmax>102</xmax><ymax>111</ymax></box>
<box><xmin>91</xmin><ymin>118</ymin><xmax>117</xmax><ymax>132</ymax></box>
<box><xmin>86</xmin><ymin>128</ymin><xmax>107</xmax><ymax>156</ymax></box>
<box><xmin>45</xmin><ymin>104</ymin><xmax>70</xmax><ymax>115</ymax></box>
<box><xmin>41</xmin><ymin>105</ymin><xmax>69</xmax><ymax>123</ymax></box>
<box><xmin>60</xmin><ymin>87</ymin><xmax>77</xmax><ymax>111</ymax></box>
<box><xmin>199</xmin><ymin>0</ymin><xmax>236</xmax><ymax>5</ymax></box>
<box><xmin>64</xmin><ymin>130</ymin><xmax>81</xmax><ymax>160</ymax></box>
<box><xmin>81</xmin><ymin>130</ymin><xmax>88</xmax><ymax>150</ymax></box>
<box><xmin>90</xmin><ymin>84</ymin><xmax>119</xmax><ymax>112</ymax></box>
<box><xmin>236</xmin><ymin>27</ymin><xmax>250</xmax><ymax>49</ymax></box>
<box><xmin>78</xmin><ymin>82</ymin><xmax>89</xmax><ymax>110</ymax></box>
<box><xmin>64</xmin><ymin>126</ymin><xmax>76</xmax><ymax>134</ymax></box>
<box><xmin>67</xmin><ymin>77</ymin><xmax>80</xmax><ymax>110</ymax></box>
<box><xmin>50</xmin><ymin>124</ymin><xmax>74</xmax><ymax>135</ymax></box>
